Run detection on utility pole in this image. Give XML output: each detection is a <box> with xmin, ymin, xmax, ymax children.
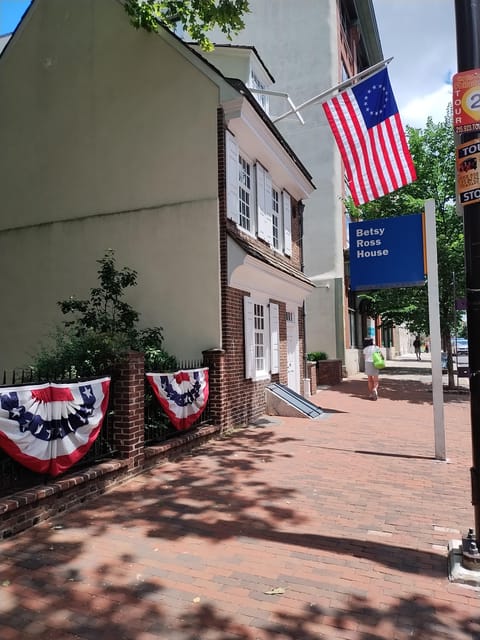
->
<box><xmin>454</xmin><ymin>0</ymin><xmax>480</xmax><ymax>538</ymax></box>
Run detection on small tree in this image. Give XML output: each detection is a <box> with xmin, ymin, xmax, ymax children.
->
<box><xmin>59</xmin><ymin>249</ymin><xmax>139</xmax><ymax>339</ymax></box>
<box><xmin>32</xmin><ymin>250</ymin><xmax>176</xmax><ymax>377</ymax></box>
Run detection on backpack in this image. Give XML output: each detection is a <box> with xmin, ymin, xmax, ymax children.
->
<box><xmin>372</xmin><ymin>350</ymin><xmax>385</xmax><ymax>369</ymax></box>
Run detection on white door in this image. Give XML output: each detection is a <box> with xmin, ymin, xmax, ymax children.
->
<box><xmin>286</xmin><ymin>310</ymin><xmax>299</xmax><ymax>391</ymax></box>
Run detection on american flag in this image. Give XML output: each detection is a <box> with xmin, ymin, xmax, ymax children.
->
<box><xmin>323</xmin><ymin>67</ymin><xmax>417</xmax><ymax>206</ymax></box>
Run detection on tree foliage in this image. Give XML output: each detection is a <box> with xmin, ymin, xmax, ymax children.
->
<box><xmin>124</xmin><ymin>0</ymin><xmax>250</xmax><ymax>51</ymax></box>
<box><xmin>346</xmin><ymin>108</ymin><xmax>464</xmax><ymax>384</ymax></box>
<box><xmin>33</xmin><ymin>250</ymin><xmax>177</xmax><ymax>377</ymax></box>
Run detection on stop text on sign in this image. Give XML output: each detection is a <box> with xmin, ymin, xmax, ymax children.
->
<box><xmin>456</xmin><ymin>138</ymin><xmax>480</xmax><ymax>206</ymax></box>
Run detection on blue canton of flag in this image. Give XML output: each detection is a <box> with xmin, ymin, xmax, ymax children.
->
<box><xmin>351</xmin><ymin>68</ymin><xmax>399</xmax><ymax>129</ymax></box>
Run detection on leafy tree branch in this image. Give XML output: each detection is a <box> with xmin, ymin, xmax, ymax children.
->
<box><xmin>124</xmin><ymin>0</ymin><xmax>250</xmax><ymax>51</ymax></box>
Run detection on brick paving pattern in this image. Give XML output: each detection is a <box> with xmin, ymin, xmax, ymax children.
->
<box><xmin>0</xmin><ymin>356</ymin><xmax>479</xmax><ymax>639</ymax></box>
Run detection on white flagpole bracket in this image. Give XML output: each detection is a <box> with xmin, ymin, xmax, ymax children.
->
<box><xmin>249</xmin><ymin>88</ymin><xmax>305</xmax><ymax>125</ymax></box>
<box><xmin>272</xmin><ymin>56</ymin><xmax>394</xmax><ymax>124</ymax></box>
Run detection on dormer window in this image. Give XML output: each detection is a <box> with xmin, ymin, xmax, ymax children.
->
<box><xmin>249</xmin><ymin>70</ymin><xmax>269</xmax><ymax>114</ymax></box>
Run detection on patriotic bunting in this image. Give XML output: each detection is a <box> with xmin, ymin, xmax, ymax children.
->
<box><xmin>146</xmin><ymin>368</ymin><xmax>209</xmax><ymax>431</ymax></box>
<box><xmin>0</xmin><ymin>377</ymin><xmax>110</xmax><ymax>477</ymax></box>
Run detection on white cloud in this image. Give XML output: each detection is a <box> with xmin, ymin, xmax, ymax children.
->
<box><xmin>373</xmin><ymin>0</ymin><xmax>456</xmax><ymax>128</ymax></box>
<box><xmin>400</xmin><ymin>83</ymin><xmax>452</xmax><ymax>128</ymax></box>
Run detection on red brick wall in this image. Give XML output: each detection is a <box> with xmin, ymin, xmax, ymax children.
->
<box><xmin>202</xmin><ymin>348</ymin><xmax>227</xmax><ymax>429</ymax></box>
<box><xmin>222</xmin><ymin>287</ymin><xmax>266</xmax><ymax>425</ymax></box>
<box><xmin>307</xmin><ymin>361</ymin><xmax>317</xmax><ymax>393</ymax></box>
<box><xmin>315</xmin><ymin>359</ymin><xmax>343</xmax><ymax>386</ymax></box>
<box><xmin>113</xmin><ymin>351</ymin><xmax>145</xmax><ymax>470</ymax></box>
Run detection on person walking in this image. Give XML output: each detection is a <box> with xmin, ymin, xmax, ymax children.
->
<box><xmin>413</xmin><ymin>336</ymin><xmax>421</xmax><ymax>361</ymax></box>
<box><xmin>363</xmin><ymin>337</ymin><xmax>382</xmax><ymax>400</ymax></box>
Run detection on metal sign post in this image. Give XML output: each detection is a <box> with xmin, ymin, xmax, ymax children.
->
<box><xmin>454</xmin><ymin>0</ymin><xmax>480</xmax><ymax>539</ymax></box>
<box><xmin>425</xmin><ymin>199</ymin><xmax>446</xmax><ymax>460</ymax></box>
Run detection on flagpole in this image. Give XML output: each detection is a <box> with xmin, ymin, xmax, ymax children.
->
<box><xmin>272</xmin><ymin>56</ymin><xmax>394</xmax><ymax>124</ymax></box>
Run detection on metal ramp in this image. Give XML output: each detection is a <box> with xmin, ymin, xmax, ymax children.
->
<box><xmin>265</xmin><ymin>383</ymin><xmax>324</xmax><ymax>420</ymax></box>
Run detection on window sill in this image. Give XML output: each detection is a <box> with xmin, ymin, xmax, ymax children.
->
<box><xmin>252</xmin><ymin>373</ymin><xmax>271</xmax><ymax>382</ymax></box>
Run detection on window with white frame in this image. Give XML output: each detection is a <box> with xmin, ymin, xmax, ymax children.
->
<box><xmin>244</xmin><ymin>297</ymin><xmax>279</xmax><ymax>380</ymax></box>
<box><xmin>271</xmin><ymin>187</ymin><xmax>281</xmax><ymax>250</ymax></box>
<box><xmin>226</xmin><ymin>131</ymin><xmax>292</xmax><ymax>256</ymax></box>
<box><xmin>249</xmin><ymin>70</ymin><xmax>269</xmax><ymax>114</ymax></box>
<box><xmin>238</xmin><ymin>155</ymin><xmax>252</xmax><ymax>232</ymax></box>
<box><xmin>254</xmin><ymin>303</ymin><xmax>266</xmax><ymax>373</ymax></box>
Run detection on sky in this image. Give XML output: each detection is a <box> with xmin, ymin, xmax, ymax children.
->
<box><xmin>1</xmin><ymin>0</ymin><xmax>456</xmax><ymax>128</ymax></box>
<box><xmin>372</xmin><ymin>0</ymin><xmax>456</xmax><ymax>128</ymax></box>
<box><xmin>0</xmin><ymin>0</ymin><xmax>30</xmax><ymax>35</ymax></box>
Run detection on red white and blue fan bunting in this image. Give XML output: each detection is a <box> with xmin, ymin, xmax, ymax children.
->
<box><xmin>146</xmin><ymin>368</ymin><xmax>209</xmax><ymax>431</ymax></box>
<box><xmin>0</xmin><ymin>377</ymin><xmax>110</xmax><ymax>477</ymax></box>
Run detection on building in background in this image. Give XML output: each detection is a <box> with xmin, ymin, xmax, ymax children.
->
<box><xmin>207</xmin><ymin>0</ymin><xmax>384</xmax><ymax>374</ymax></box>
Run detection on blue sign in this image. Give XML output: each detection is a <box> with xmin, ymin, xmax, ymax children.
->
<box><xmin>349</xmin><ymin>214</ymin><xmax>425</xmax><ymax>291</ymax></box>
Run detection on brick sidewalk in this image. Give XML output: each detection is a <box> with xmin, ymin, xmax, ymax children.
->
<box><xmin>0</xmin><ymin>358</ymin><xmax>479</xmax><ymax>639</ymax></box>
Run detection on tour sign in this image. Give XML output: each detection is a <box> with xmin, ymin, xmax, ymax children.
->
<box><xmin>456</xmin><ymin>138</ymin><xmax>480</xmax><ymax>205</ymax></box>
<box><xmin>348</xmin><ymin>214</ymin><xmax>425</xmax><ymax>291</ymax></box>
<box><xmin>453</xmin><ymin>69</ymin><xmax>480</xmax><ymax>134</ymax></box>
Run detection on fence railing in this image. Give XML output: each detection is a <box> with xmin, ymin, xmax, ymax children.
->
<box><xmin>0</xmin><ymin>358</ymin><xmax>212</xmax><ymax>497</ymax></box>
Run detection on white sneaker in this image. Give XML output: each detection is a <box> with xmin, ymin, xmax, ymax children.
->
<box><xmin>372</xmin><ymin>389</ymin><xmax>378</xmax><ymax>400</ymax></box>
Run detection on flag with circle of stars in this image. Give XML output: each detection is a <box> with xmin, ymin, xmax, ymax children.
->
<box><xmin>323</xmin><ymin>67</ymin><xmax>417</xmax><ymax>206</ymax></box>
<box><xmin>0</xmin><ymin>377</ymin><xmax>110</xmax><ymax>476</ymax></box>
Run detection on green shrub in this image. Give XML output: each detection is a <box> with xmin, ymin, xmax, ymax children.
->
<box><xmin>307</xmin><ymin>351</ymin><xmax>328</xmax><ymax>362</ymax></box>
<box><xmin>31</xmin><ymin>250</ymin><xmax>176</xmax><ymax>377</ymax></box>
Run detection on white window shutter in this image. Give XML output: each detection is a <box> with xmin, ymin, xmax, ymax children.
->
<box><xmin>257</xmin><ymin>164</ymin><xmax>273</xmax><ymax>245</ymax></box>
<box><xmin>226</xmin><ymin>130</ymin><xmax>239</xmax><ymax>223</ymax></box>
<box><xmin>283</xmin><ymin>191</ymin><xmax>292</xmax><ymax>256</ymax></box>
<box><xmin>269</xmin><ymin>303</ymin><xmax>279</xmax><ymax>374</ymax></box>
<box><xmin>244</xmin><ymin>296</ymin><xmax>255</xmax><ymax>379</ymax></box>
<box><xmin>264</xmin><ymin>172</ymin><xmax>274</xmax><ymax>247</ymax></box>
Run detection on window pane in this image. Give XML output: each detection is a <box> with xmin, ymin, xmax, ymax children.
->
<box><xmin>272</xmin><ymin>188</ymin><xmax>280</xmax><ymax>249</ymax></box>
<box><xmin>239</xmin><ymin>156</ymin><xmax>251</xmax><ymax>231</ymax></box>
<box><xmin>254</xmin><ymin>304</ymin><xmax>265</xmax><ymax>372</ymax></box>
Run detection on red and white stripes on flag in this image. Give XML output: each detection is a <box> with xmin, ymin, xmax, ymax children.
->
<box><xmin>323</xmin><ymin>68</ymin><xmax>416</xmax><ymax>206</ymax></box>
<box><xmin>0</xmin><ymin>377</ymin><xmax>110</xmax><ymax>477</ymax></box>
<box><xmin>146</xmin><ymin>368</ymin><xmax>209</xmax><ymax>431</ymax></box>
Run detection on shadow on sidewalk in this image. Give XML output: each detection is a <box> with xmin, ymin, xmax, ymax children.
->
<box><xmin>324</xmin><ymin>377</ymin><xmax>469</xmax><ymax>405</ymax></box>
<box><xmin>2</xmin><ymin>425</ymin><xmax>479</xmax><ymax>640</ymax></box>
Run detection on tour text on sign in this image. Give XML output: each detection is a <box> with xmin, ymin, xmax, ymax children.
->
<box><xmin>452</xmin><ymin>69</ymin><xmax>480</xmax><ymax>134</ymax></box>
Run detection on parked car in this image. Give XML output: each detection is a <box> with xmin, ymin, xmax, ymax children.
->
<box><xmin>454</xmin><ymin>338</ymin><xmax>469</xmax><ymax>356</ymax></box>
